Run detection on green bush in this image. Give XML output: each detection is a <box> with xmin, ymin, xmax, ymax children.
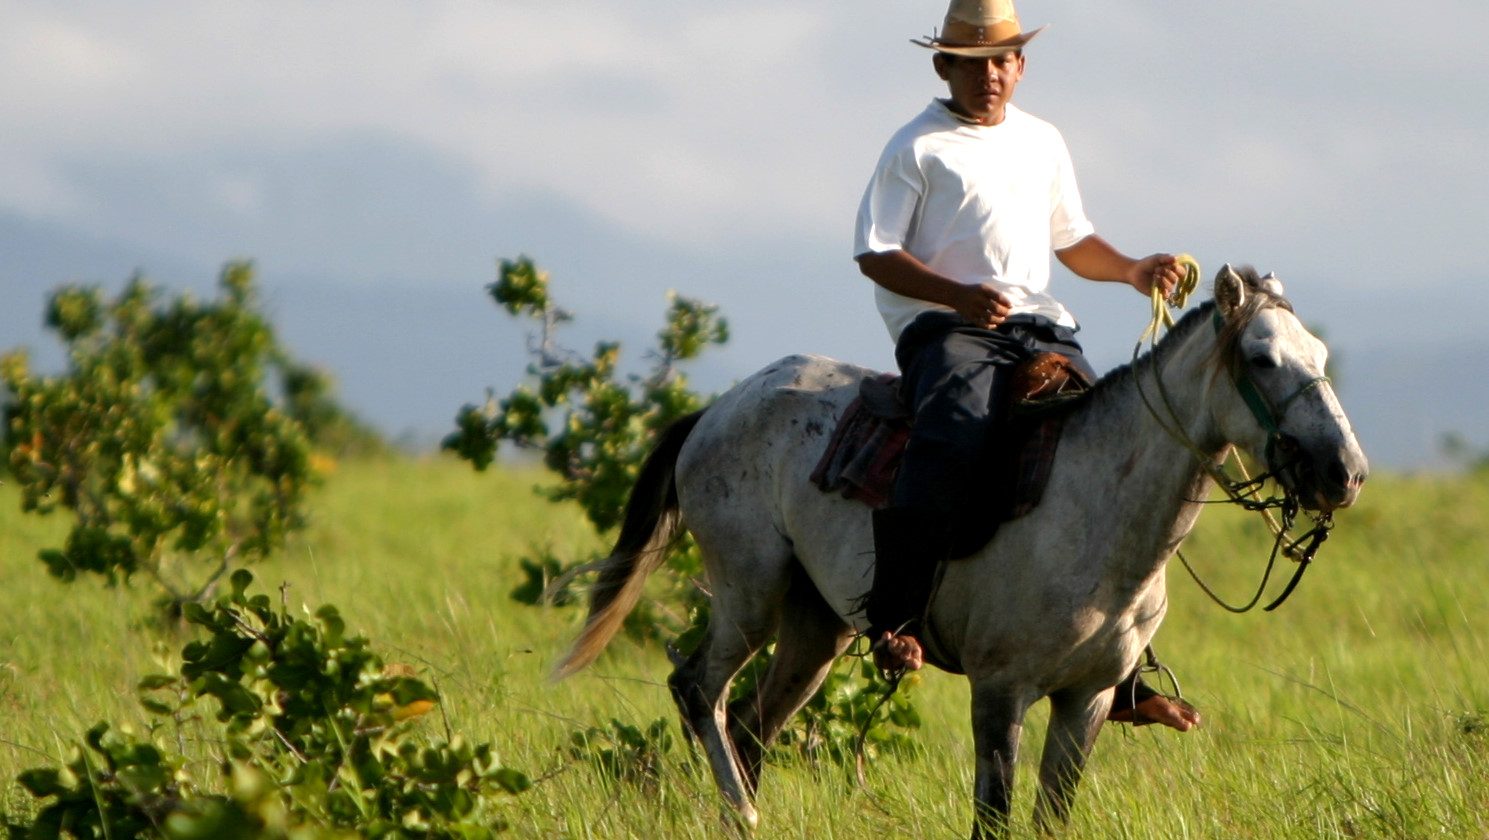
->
<box><xmin>445</xmin><ymin>256</ymin><xmax>723</xmax><ymax>643</ymax></box>
<box><xmin>4</xmin><ymin>570</ymin><xmax>530</xmax><ymax>838</ymax></box>
<box><xmin>1</xmin><ymin>263</ymin><xmax>377</xmax><ymax>607</ymax></box>
<box><xmin>445</xmin><ymin>256</ymin><xmax>724</xmax><ymax>532</ymax></box>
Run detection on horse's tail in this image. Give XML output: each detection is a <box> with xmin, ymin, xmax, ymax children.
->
<box><xmin>551</xmin><ymin>409</ymin><xmax>705</xmax><ymax>681</ymax></box>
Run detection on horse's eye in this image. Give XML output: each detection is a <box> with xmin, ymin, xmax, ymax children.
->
<box><xmin>1250</xmin><ymin>354</ymin><xmax>1278</xmax><ymax>370</ymax></box>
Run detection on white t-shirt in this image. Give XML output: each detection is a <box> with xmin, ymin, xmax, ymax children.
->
<box><xmin>854</xmin><ymin>100</ymin><xmax>1095</xmax><ymax>341</ymax></box>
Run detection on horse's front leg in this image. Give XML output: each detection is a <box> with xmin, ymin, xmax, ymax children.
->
<box><xmin>969</xmin><ymin>679</ymin><xmax>1032</xmax><ymax>839</ymax></box>
<box><xmin>1033</xmin><ymin>686</ymin><xmax>1114</xmax><ymax>831</ymax></box>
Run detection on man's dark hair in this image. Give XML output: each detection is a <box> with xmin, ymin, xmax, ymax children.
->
<box><xmin>938</xmin><ymin>49</ymin><xmax>1022</xmax><ymax>64</ymax></box>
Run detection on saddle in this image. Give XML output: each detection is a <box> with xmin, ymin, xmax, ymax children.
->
<box><xmin>810</xmin><ymin>352</ymin><xmax>1092</xmax><ymax>556</ymax></box>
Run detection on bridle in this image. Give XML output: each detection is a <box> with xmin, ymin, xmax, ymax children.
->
<box><xmin>1134</xmin><ymin>268</ymin><xmax>1336</xmax><ymax>613</ymax></box>
<box><xmin>1221</xmin><ymin>307</ymin><xmax>1333</xmax><ymax>493</ymax></box>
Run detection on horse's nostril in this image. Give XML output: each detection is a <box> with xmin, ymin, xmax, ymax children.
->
<box><xmin>1326</xmin><ymin>461</ymin><xmax>1348</xmax><ymax>487</ymax></box>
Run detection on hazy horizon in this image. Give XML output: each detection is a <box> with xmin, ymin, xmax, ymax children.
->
<box><xmin>3</xmin><ymin>1</ymin><xmax>1485</xmax><ymax>469</ymax></box>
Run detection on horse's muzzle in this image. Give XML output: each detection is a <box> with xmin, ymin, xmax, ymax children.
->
<box><xmin>1277</xmin><ymin>434</ymin><xmax>1369</xmax><ymax>512</ymax></box>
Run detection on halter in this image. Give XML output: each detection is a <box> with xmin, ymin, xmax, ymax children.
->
<box><xmin>1134</xmin><ymin>265</ymin><xmax>1335</xmax><ymax>612</ymax></box>
<box><xmin>1215</xmin><ymin>307</ymin><xmax>1333</xmax><ymax>476</ymax></box>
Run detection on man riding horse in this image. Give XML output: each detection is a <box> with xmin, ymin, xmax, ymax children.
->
<box><xmin>853</xmin><ymin>0</ymin><xmax>1200</xmax><ymax>730</ymax></box>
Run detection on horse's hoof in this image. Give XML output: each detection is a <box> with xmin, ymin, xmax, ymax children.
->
<box><xmin>723</xmin><ymin>801</ymin><xmax>759</xmax><ymax>834</ymax></box>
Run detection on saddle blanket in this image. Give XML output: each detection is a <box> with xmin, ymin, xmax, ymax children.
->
<box><xmin>809</xmin><ymin>354</ymin><xmax>1090</xmax><ymax>552</ymax></box>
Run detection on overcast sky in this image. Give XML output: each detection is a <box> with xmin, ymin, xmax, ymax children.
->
<box><xmin>2</xmin><ymin>1</ymin><xmax>1486</xmax><ymax>469</ymax></box>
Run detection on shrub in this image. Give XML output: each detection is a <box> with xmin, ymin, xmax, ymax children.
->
<box><xmin>0</xmin><ymin>263</ymin><xmax>375</xmax><ymax>607</ymax></box>
<box><xmin>4</xmin><ymin>570</ymin><xmax>530</xmax><ymax>838</ymax></box>
<box><xmin>444</xmin><ymin>256</ymin><xmax>723</xmax><ymax>643</ymax></box>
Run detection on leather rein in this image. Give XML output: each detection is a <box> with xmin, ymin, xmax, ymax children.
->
<box><xmin>1135</xmin><ymin>262</ymin><xmax>1335</xmax><ymax>613</ymax></box>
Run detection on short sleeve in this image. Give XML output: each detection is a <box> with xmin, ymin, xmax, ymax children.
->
<box><xmin>1048</xmin><ymin>132</ymin><xmax>1095</xmax><ymax>250</ymax></box>
<box><xmin>854</xmin><ymin>142</ymin><xmax>923</xmax><ymax>258</ymax></box>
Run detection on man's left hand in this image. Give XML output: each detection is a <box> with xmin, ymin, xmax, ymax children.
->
<box><xmin>1128</xmin><ymin>253</ymin><xmax>1185</xmax><ymax>301</ymax></box>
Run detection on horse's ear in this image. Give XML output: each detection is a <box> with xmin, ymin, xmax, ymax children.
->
<box><xmin>1214</xmin><ymin>264</ymin><xmax>1246</xmax><ymax>317</ymax></box>
<box><xmin>1258</xmin><ymin>271</ymin><xmax>1286</xmax><ymax>297</ymax></box>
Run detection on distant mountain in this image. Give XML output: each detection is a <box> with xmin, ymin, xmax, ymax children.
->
<box><xmin>2</xmin><ymin>210</ymin><xmax>1481</xmax><ymax>470</ymax></box>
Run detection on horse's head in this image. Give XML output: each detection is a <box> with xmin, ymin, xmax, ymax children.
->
<box><xmin>1211</xmin><ymin>265</ymin><xmax>1368</xmax><ymax>511</ymax></box>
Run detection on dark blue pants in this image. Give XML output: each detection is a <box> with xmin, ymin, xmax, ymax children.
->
<box><xmin>882</xmin><ymin>312</ymin><xmax>1162</xmax><ymax>704</ymax></box>
<box><xmin>890</xmin><ymin>311</ymin><xmax>1095</xmax><ymax>513</ymax></box>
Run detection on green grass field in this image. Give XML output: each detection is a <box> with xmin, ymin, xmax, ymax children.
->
<box><xmin>3</xmin><ymin>458</ymin><xmax>1487</xmax><ymax>838</ymax></box>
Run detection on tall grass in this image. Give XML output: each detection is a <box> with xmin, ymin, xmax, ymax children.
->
<box><xmin>2</xmin><ymin>459</ymin><xmax>1486</xmax><ymax>837</ymax></box>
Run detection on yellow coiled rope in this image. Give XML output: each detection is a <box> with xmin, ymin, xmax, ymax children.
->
<box><xmin>1138</xmin><ymin>253</ymin><xmax>1201</xmax><ymax>347</ymax></box>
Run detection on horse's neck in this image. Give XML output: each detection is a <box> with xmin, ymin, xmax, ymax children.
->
<box><xmin>1062</xmin><ymin>328</ymin><xmax>1228</xmax><ymax>585</ymax></box>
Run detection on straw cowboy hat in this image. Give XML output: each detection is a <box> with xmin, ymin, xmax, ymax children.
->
<box><xmin>911</xmin><ymin>0</ymin><xmax>1046</xmax><ymax>57</ymax></box>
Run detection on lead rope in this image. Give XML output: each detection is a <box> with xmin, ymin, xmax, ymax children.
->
<box><xmin>847</xmin><ymin>643</ymin><xmax>914</xmax><ymax>825</ymax></box>
<box><xmin>854</xmin><ymin>667</ymin><xmax>903</xmax><ymax>790</ymax></box>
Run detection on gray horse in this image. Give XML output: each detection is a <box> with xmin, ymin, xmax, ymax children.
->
<box><xmin>555</xmin><ymin>266</ymin><xmax>1367</xmax><ymax>836</ymax></box>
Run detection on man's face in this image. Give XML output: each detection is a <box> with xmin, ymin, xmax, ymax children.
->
<box><xmin>934</xmin><ymin>50</ymin><xmax>1025</xmax><ymax>125</ymax></box>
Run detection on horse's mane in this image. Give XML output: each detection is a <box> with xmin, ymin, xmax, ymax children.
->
<box><xmin>1082</xmin><ymin>266</ymin><xmax>1294</xmax><ymax>404</ymax></box>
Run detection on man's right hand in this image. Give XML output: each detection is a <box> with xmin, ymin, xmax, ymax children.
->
<box><xmin>856</xmin><ymin>250</ymin><xmax>1010</xmax><ymax>327</ymax></box>
<box><xmin>953</xmin><ymin>283</ymin><xmax>1011</xmax><ymax>328</ymax></box>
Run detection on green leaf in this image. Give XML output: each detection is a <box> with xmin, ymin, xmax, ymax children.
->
<box><xmin>182</xmin><ymin>603</ymin><xmax>212</xmax><ymax>627</ymax></box>
<box><xmin>16</xmin><ymin>768</ymin><xmax>66</xmax><ymax>798</ymax></box>
<box><xmin>229</xmin><ymin>568</ymin><xmax>254</xmax><ymax>599</ymax></box>
<box><xmin>137</xmin><ymin>674</ymin><xmax>178</xmax><ymax>691</ymax></box>
<box><xmin>139</xmin><ymin>698</ymin><xmax>177</xmax><ymax>716</ymax></box>
<box><xmin>491</xmin><ymin>767</ymin><xmax>532</xmax><ymax>794</ymax></box>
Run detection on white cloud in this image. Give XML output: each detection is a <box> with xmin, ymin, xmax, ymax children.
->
<box><xmin>0</xmin><ymin>13</ymin><xmax>144</xmax><ymax>92</ymax></box>
<box><xmin>1</xmin><ymin>1</ymin><xmax>1485</xmax><ymax>277</ymax></box>
<box><xmin>0</xmin><ymin>3</ymin><xmax>856</xmax><ymax>245</ymax></box>
<box><xmin>0</xmin><ymin>150</ymin><xmax>84</xmax><ymax>219</ymax></box>
<box><xmin>210</xmin><ymin>172</ymin><xmax>265</xmax><ymax>217</ymax></box>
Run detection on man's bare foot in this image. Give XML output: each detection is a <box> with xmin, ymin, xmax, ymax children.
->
<box><xmin>1118</xmin><ymin>694</ymin><xmax>1201</xmax><ymax>731</ymax></box>
<box><xmin>872</xmin><ymin>630</ymin><xmax>924</xmax><ymax>674</ymax></box>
